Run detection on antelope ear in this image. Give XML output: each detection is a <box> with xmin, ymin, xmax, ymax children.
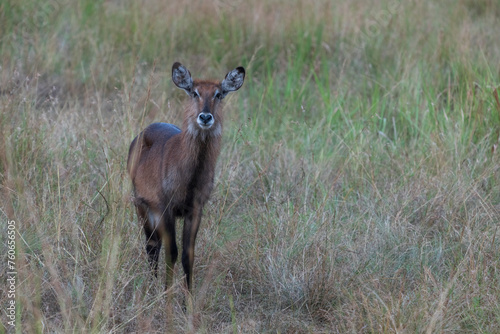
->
<box><xmin>172</xmin><ymin>62</ymin><xmax>193</xmax><ymax>93</ymax></box>
<box><xmin>221</xmin><ymin>66</ymin><xmax>245</xmax><ymax>97</ymax></box>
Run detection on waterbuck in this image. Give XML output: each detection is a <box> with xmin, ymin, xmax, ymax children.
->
<box><xmin>127</xmin><ymin>62</ymin><xmax>245</xmax><ymax>292</ymax></box>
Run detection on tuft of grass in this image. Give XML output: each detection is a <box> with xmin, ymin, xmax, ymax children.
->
<box><xmin>1</xmin><ymin>0</ymin><xmax>499</xmax><ymax>332</ymax></box>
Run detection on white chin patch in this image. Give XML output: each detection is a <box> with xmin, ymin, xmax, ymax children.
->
<box><xmin>187</xmin><ymin>120</ymin><xmax>221</xmax><ymax>140</ymax></box>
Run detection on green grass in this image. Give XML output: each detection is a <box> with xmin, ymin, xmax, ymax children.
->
<box><xmin>1</xmin><ymin>0</ymin><xmax>500</xmax><ymax>332</ymax></box>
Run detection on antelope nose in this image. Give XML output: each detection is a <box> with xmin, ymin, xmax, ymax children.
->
<box><xmin>199</xmin><ymin>113</ymin><xmax>213</xmax><ymax>124</ymax></box>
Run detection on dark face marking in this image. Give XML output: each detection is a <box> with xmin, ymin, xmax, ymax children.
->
<box><xmin>192</xmin><ymin>83</ymin><xmax>221</xmax><ymax>130</ymax></box>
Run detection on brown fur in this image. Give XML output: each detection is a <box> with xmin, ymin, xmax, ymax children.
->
<box><xmin>127</xmin><ymin>64</ymin><xmax>244</xmax><ymax>292</ymax></box>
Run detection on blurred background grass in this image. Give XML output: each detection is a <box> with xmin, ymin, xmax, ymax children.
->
<box><xmin>1</xmin><ymin>0</ymin><xmax>499</xmax><ymax>332</ymax></box>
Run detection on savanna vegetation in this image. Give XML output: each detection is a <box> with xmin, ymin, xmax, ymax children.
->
<box><xmin>1</xmin><ymin>0</ymin><xmax>499</xmax><ymax>332</ymax></box>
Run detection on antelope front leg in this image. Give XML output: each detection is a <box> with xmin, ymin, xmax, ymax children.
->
<box><xmin>162</xmin><ymin>214</ymin><xmax>178</xmax><ymax>290</ymax></box>
<box><xmin>182</xmin><ymin>205</ymin><xmax>203</xmax><ymax>292</ymax></box>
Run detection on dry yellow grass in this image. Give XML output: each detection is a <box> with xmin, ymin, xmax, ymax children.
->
<box><xmin>1</xmin><ymin>0</ymin><xmax>499</xmax><ymax>332</ymax></box>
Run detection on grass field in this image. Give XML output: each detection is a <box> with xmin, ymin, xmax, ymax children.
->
<box><xmin>1</xmin><ymin>0</ymin><xmax>500</xmax><ymax>332</ymax></box>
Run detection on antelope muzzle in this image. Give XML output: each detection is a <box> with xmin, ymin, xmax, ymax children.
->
<box><xmin>197</xmin><ymin>112</ymin><xmax>214</xmax><ymax>129</ymax></box>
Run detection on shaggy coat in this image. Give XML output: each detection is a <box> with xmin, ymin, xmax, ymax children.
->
<box><xmin>127</xmin><ymin>63</ymin><xmax>245</xmax><ymax>291</ymax></box>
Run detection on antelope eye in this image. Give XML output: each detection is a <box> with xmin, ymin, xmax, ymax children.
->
<box><xmin>192</xmin><ymin>91</ymin><xmax>200</xmax><ymax>98</ymax></box>
<box><xmin>215</xmin><ymin>92</ymin><xmax>222</xmax><ymax>99</ymax></box>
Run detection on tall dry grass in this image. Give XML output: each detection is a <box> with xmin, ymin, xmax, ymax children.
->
<box><xmin>1</xmin><ymin>0</ymin><xmax>500</xmax><ymax>332</ymax></box>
